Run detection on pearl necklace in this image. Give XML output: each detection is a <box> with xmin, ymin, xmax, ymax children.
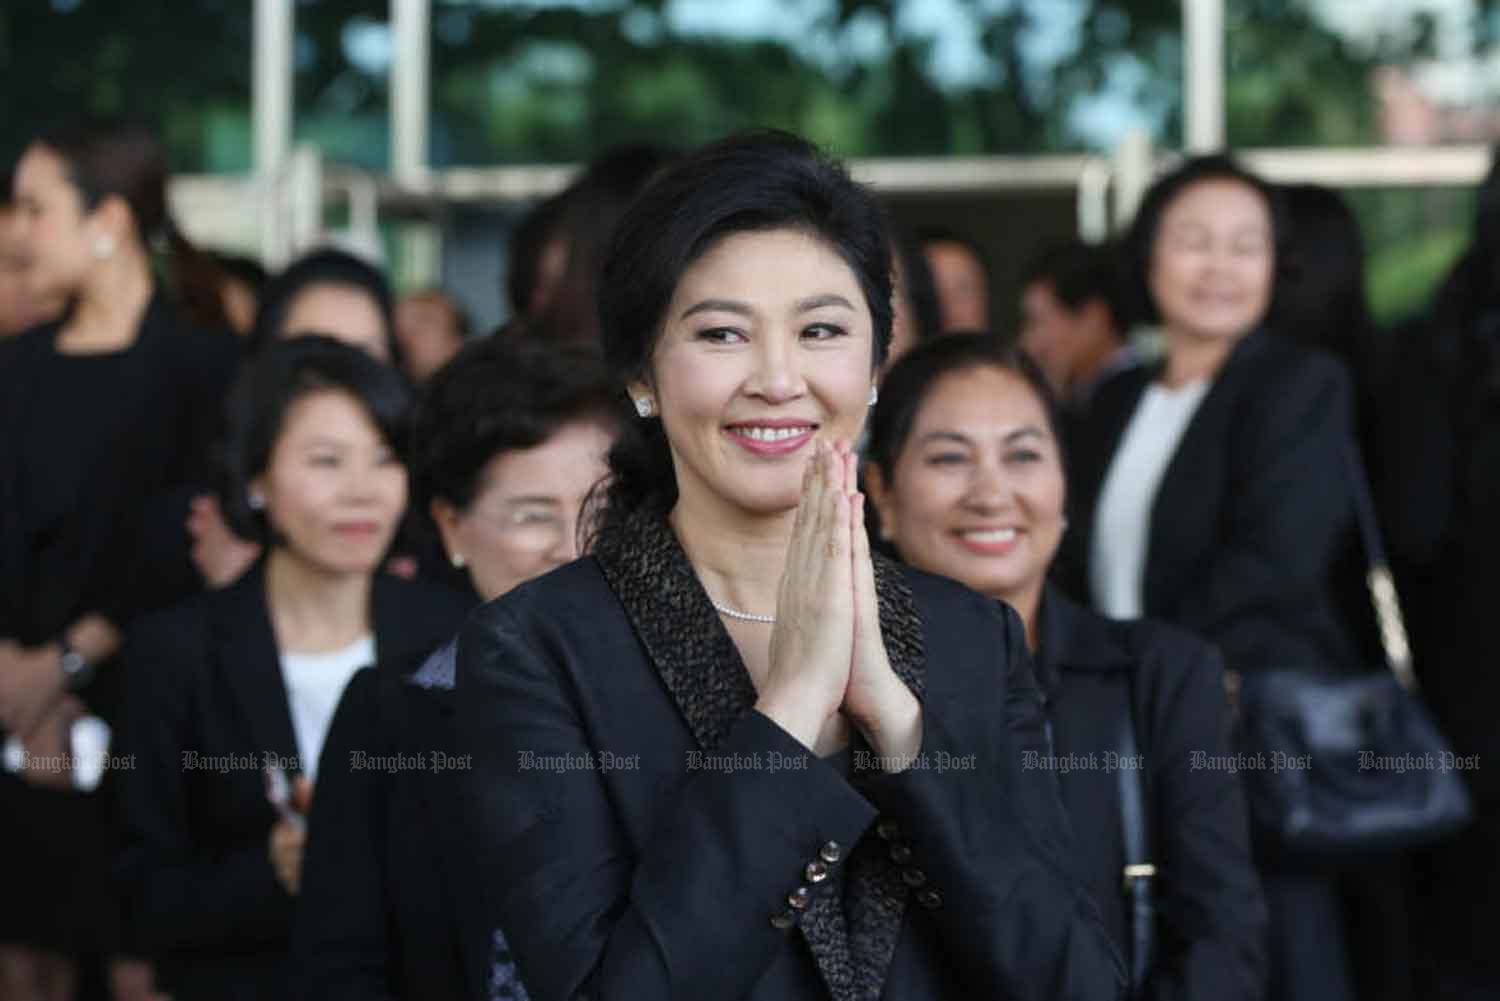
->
<box><xmin>711</xmin><ymin>600</ymin><xmax>776</xmax><ymax>624</ymax></box>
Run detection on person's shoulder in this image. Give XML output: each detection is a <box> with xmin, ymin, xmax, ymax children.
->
<box><xmin>473</xmin><ymin>557</ymin><xmax>615</xmax><ymax>634</ymax></box>
<box><xmin>163</xmin><ymin>324</ymin><xmax>243</xmax><ymax>375</ymax></box>
<box><xmin>1108</xmin><ymin>613</ymin><xmax>1220</xmax><ymax>672</ymax></box>
<box><xmin>378</xmin><ymin>572</ymin><xmax>476</xmax><ymax>628</ymax></box>
<box><xmin>125</xmin><ymin>584</ymin><xmax>224</xmax><ymax>682</ymax></box>
<box><xmin>1242</xmin><ymin>331</ymin><xmax>1352</xmax><ymax>397</ymax></box>
<box><xmin>0</xmin><ymin>323</ymin><xmax>53</xmax><ymax>371</ymax></box>
<box><xmin>1103</xmin><ymin>614</ymin><xmax>1226</xmax><ymax>716</ymax></box>
<box><xmin>894</xmin><ymin>560</ymin><xmax>1019</xmax><ymax>639</ymax></box>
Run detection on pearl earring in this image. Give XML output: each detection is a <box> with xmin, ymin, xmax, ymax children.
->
<box><xmin>868</xmin><ymin>385</ymin><xmax>879</xmax><ymax>407</ymax></box>
<box><xmin>634</xmin><ymin>397</ymin><xmax>655</xmax><ymax>418</ymax></box>
<box><xmin>248</xmin><ymin>490</ymin><xmax>266</xmax><ymax>511</ymax></box>
<box><xmin>451</xmin><ymin>553</ymin><xmax>466</xmax><ymax>569</ymax></box>
<box><xmin>93</xmin><ymin>234</ymin><xmax>116</xmax><ymax>260</ymax></box>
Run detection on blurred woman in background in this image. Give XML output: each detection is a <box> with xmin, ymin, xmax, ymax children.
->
<box><xmin>247</xmin><ymin>247</ymin><xmax>400</xmax><ymax>364</ymax></box>
<box><xmin>190</xmin><ymin>247</ymin><xmax>433</xmax><ymax>590</ymax></box>
<box><xmin>119</xmin><ymin>337</ymin><xmax>469</xmax><ymax>1001</ymax></box>
<box><xmin>0</xmin><ymin>118</ymin><xmax>238</xmax><ymax>1001</ymax></box>
<box><xmin>866</xmin><ymin>333</ymin><xmax>1266</xmax><ymax>1000</ymax></box>
<box><xmin>1060</xmin><ymin>155</ymin><xmax>1375</xmax><ymax>1001</ymax></box>
<box><xmin>293</xmin><ymin>333</ymin><xmax>619</xmax><ymax>1000</ymax></box>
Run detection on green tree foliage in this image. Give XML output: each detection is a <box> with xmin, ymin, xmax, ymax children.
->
<box><xmin>8</xmin><ymin>0</ymin><xmax>1498</xmax><ymax>173</ymax></box>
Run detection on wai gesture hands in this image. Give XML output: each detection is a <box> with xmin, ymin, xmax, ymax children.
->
<box><xmin>755</xmin><ymin>439</ymin><xmax>922</xmax><ymax>769</ymax></box>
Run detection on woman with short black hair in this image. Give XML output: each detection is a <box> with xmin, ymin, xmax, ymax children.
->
<box><xmin>455</xmin><ymin>130</ymin><xmax>1124</xmax><ymax>1000</ymax></box>
<box><xmin>119</xmin><ymin>337</ymin><xmax>469</xmax><ymax>1001</ymax></box>
<box><xmin>292</xmin><ymin>334</ymin><xmax>620</xmax><ymax>1001</ymax></box>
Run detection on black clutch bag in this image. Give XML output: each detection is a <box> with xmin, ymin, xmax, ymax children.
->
<box><xmin>1227</xmin><ymin>444</ymin><xmax>1473</xmax><ymax>858</ymax></box>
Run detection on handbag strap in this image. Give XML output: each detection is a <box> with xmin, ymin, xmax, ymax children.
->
<box><xmin>1117</xmin><ymin>681</ymin><xmax>1155</xmax><ymax>997</ymax></box>
<box><xmin>1338</xmin><ymin>443</ymin><xmax>1418</xmax><ymax>690</ymax></box>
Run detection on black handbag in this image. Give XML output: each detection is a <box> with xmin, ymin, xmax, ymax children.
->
<box><xmin>1227</xmin><ymin>444</ymin><xmax>1473</xmax><ymax>858</ymax></box>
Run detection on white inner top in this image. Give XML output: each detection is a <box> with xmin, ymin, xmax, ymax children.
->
<box><xmin>1090</xmin><ymin>379</ymin><xmax>1210</xmax><ymax>619</ymax></box>
<box><xmin>280</xmin><ymin>634</ymin><xmax>375</xmax><ymax>782</ymax></box>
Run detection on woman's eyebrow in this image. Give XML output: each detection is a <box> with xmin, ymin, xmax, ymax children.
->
<box><xmin>680</xmin><ymin>298</ymin><xmax>753</xmax><ymax>320</ymax></box>
<box><xmin>795</xmin><ymin>293</ymin><xmax>855</xmax><ymax>313</ymax></box>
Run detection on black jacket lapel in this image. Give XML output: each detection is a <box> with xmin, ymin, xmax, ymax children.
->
<box><xmin>213</xmin><ymin>562</ymin><xmax>303</xmax><ymax>774</ymax></box>
<box><xmin>1141</xmin><ymin>331</ymin><xmax>1268</xmax><ymax>615</ymax></box>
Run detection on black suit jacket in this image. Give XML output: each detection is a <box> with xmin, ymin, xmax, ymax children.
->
<box><xmin>291</xmin><ymin>640</ymin><xmax>504</xmax><ymax>1001</ymax></box>
<box><xmin>1058</xmin><ymin>331</ymin><xmax>1372</xmax><ymax>678</ymax></box>
<box><xmin>1033</xmin><ymin>588</ymin><xmax>1266</xmax><ymax>1001</ymax></box>
<box><xmin>118</xmin><ymin>562</ymin><xmax>470</xmax><ymax>1001</ymax></box>
<box><xmin>454</xmin><ymin>510</ymin><xmax>1126</xmax><ymax>1001</ymax></box>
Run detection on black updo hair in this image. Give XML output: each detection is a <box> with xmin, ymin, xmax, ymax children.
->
<box><xmin>248</xmin><ymin>247</ymin><xmax>400</xmax><ymax>366</ymax></box>
<box><xmin>865</xmin><ymin>332</ymin><xmax>1062</xmax><ymax>488</ymax></box>
<box><xmin>219</xmin><ymin>334</ymin><xmax>414</xmax><ymax>544</ymax></box>
<box><xmin>1121</xmin><ymin>154</ymin><xmax>1286</xmax><ymax>330</ymax></box>
<box><xmin>410</xmin><ymin>329</ymin><xmax>623</xmax><ymax>519</ymax></box>
<box><xmin>594</xmin><ymin>129</ymin><xmax>895</xmax><ymax>539</ymax></box>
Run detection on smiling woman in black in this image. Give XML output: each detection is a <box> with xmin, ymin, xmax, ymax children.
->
<box><xmin>118</xmin><ymin>339</ymin><xmax>469</xmax><ymax>1001</ymax></box>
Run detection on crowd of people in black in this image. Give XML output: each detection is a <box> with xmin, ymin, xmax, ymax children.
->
<box><xmin>0</xmin><ymin>118</ymin><xmax>1496</xmax><ymax>1001</ymax></box>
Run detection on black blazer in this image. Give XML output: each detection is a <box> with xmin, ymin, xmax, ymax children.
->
<box><xmin>1059</xmin><ymin>331</ymin><xmax>1371</xmax><ymax>678</ymax></box>
<box><xmin>291</xmin><ymin>641</ymin><xmax>503</xmax><ymax>1001</ymax></box>
<box><xmin>118</xmin><ymin>561</ymin><xmax>471</xmax><ymax>1001</ymax></box>
<box><xmin>1033</xmin><ymin>588</ymin><xmax>1266</xmax><ymax>1001</ymax></box>
<box><xmin>454</xmin><ymin>510</ymin><xmax>1126</xmax><ymax>1001</ymax></box>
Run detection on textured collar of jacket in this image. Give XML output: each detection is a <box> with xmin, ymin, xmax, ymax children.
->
<box><xmin>590</xmin><ymin>506</ymin><xmax>927</xmax><ymax>1001</ymax></box>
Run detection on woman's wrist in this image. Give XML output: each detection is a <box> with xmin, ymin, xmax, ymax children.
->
<box><xmin>755</xmin><ymin>681</ymin><xmax>837</xmax><ymax>751</ymax></box>
<box><xmin>852</xmin><ymin>674</ymin><xmax>923</xmax><ymax>771</ymax></box>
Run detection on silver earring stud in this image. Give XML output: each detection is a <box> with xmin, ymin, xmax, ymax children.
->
<box><xmin>93</xmin><ymin>234</ymin><xmax>116</xmax><ymax>260</ymax></box>
<box><xmin>634</xmin><ymin>397</ymin><xmax>655</xmax><ymax>418</ymax></box>
<box><xmin>248</xmin><ymin>491</ymin><xmax>266</xmax><ymax>511</ymax></box>
<box><xmin>868</xmin><ymin>385</ymin><xmax>879</xmax><ymax>407</ymax></box>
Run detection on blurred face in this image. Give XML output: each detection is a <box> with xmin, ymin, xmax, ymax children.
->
<box><xmin>924</xmin><ymin>240</ymin><xmax>989</xmax><ymax>332</ymax></box>
<box><xmin>634</xmin><ymin>228</ymin><xmax>876</xmax><ymax>519</ymax></box>
<box><xmin>1019</xmin><ymin>281</ymin><xmax>1114</xmax><ymax>395</ymax></box>
<box><xmin>0</xmin><ymin>205</ymin><xmax>61</xmax><ymax>336</ymax></box>
<box><xmin>395</xmin><ymin>293</ymin><xmax>465</xmax><ymax>383</ymax></box>
<box><xmin>10</xmin><ymin>144</ymin><xmax>96</xmax><ymax>301</ymax></box>
<box><xmin>282</xmin><ymin>284</ymin><xmax>391</xmax><ymax>362</ymax></box>
<box><xmin>255</xmin><ymin>389</ymin><xmax>408</xmax><ymax>576</ymax></box>
<box><xmin>433</xmin><ymin>419</ymin><xmax>614</xmax><ymax>602</ymax></box>
<box><xmin>1149</xmin><ymin>178</ymin><xmax>1274</xmax><ymax>343</ymax></box>
<box><xmin>868</xmin><ymin>366</ymin><xmax>1065</xmax><ymax>606</ymax></box>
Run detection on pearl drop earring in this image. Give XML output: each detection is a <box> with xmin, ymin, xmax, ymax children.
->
<box><xmin>868</xmin><ymin>385</ymin><xmax>879</xmax><ymax>407</ymax></box>
<box><xmin>634</xmin><ymin>397</ymin><xmax>655</xmax><ymax>418</ymax></box>
<box><xmin>93</xmin><ymin>234</ymin><xmax>116</xmax><ymax>260</ymax></box>
<box><xmin>452</xmin><ymin>553</ymin><xmax>466</xmax><ymax>569</ymax></box>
